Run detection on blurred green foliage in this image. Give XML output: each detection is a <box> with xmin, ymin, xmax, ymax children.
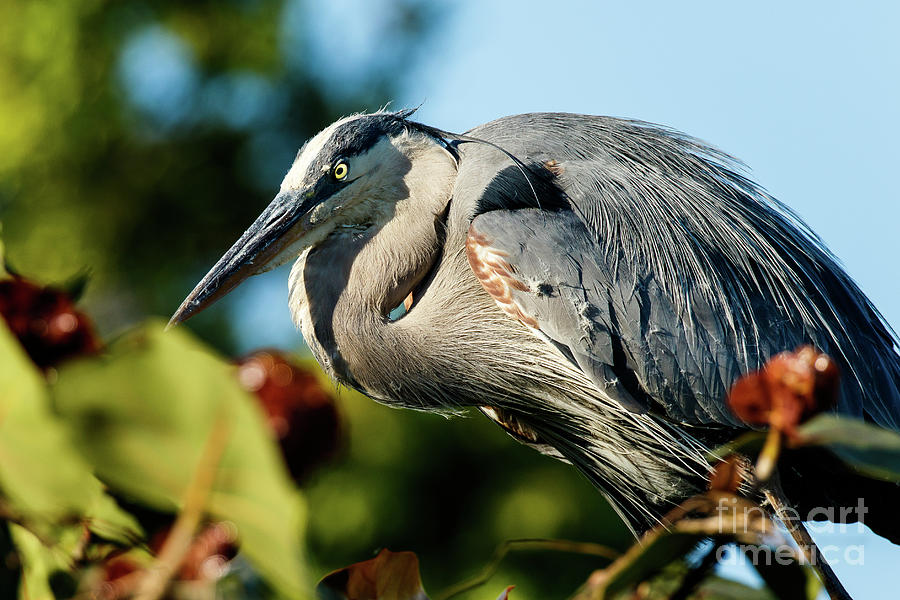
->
<box><xmin>0</xmin><ymin>0</ymin><xmax>438</xmax><ymax>350</ymax></box>
<box><xmin>53</xmin><ymin>322</ymin><xmax>307</xmax><ymax>596</ymax></box>
<box><xmin>0</xmin><ymin>1</ymin><xmax>631</xmax><ymax>598</ymax></box>
<box><xmin>0</xmin><ymin>312</ymin><xmax>306</xmax><ymax>597</ymax></box>
<box><xmin>0</xmin><ymin>313</ymin><xmax>142</xmax><ymax>560</ymax></box>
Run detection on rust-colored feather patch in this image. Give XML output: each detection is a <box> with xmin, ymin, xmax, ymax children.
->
<box><xmin>466</xmin><ymin>226</ymin><xmax>539</xmax><ymax>329</ymax></box>
<box><xmin>543</xmin><ymin>159</ymin><xmax>564</xmax><ymax>177</ymax></box>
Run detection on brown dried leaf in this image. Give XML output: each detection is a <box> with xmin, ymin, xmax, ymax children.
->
<box><xmin>317</xmin><ymin>549</ymin><xmax>429</xmax><ymax>600</ymax></box>
<box><xmin>708</xmin><ymin>456</ymin><xmax>746</xmax><ymax>493</ymax></box>
<box><xmin>495</xmin><ymin>585</ymin><xmax>514</xmax><ymax>600</ymax></box>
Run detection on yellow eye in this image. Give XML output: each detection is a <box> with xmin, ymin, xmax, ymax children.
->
<box><xmin>333</xmin><ymin>162</ymin><xmax>349</xmax><ymax>180</ymax></box>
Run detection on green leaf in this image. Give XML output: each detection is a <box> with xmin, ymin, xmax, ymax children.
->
<box><xmin>0</xmin><ymin>227</ymin><xmax>8</xmax><ymax>280</ymax></box>
<box><xmin>10</xmin><ymin>521</ymin><xmax>93</xmax><ymax>600</ymax></box>
<box><xmin>84</xmin><ymin>492</ymin><xmax>143</xmax><ymax>547</ymax></box>
<box><xmin>795</xmin><ymin>415</ymin><xmax>900</xmax><ymax>482</ymax></box>
<box><xmin>9</xmin><ymin>525</ymin><xmax>55</xmax><ymax>600</ymax></box>
<box><xmin>0</xmin><ymin>320</ymin><xmax>143</xmax><ymax>598</ymax></box>
<box><xmin>51</xmin><ymin>321</ymin><xmax>308</xmax><ymax>598</ymax></box>
<box><xmin>0</xmin><ymin>320</ymin><xmax>120</xmax><ymax>541</ymax></box>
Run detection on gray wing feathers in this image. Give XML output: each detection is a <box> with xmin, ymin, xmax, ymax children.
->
<box><xmin>472</xmin><ymin>209</ymin><xmax>747</xmax><ymax>425</ymax></box>
<box><xmin>464</xmin><ymin>113</ymin><xmax>900</xmax><ymax>429</ymax></box>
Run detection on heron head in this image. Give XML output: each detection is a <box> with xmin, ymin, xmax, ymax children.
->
<box><xmin>168</xmin><ymin>109</ymin><xmax>457</xmax><ymax>327</ymax></box>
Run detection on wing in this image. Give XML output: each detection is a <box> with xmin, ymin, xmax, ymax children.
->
<box><xmin>468</xmin><ymin>208</ymin><xmax>751</xmax><ymax>425</ymax></box>
<box><xmin>459</xmin><ymin>113</ymin><xmax>900</xmax><ymax>428</ymax></box>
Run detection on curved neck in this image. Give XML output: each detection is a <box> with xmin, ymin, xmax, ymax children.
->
<box><xmin>288</xmin><ymin>141</ymin><xmax>457</xmax><ymax>394</ymax></box>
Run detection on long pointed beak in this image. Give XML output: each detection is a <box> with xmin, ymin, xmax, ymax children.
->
<box><xmin>168</xmin><ymin>189</ymin><xmax>313</xmax><ymax>328</ymax></box>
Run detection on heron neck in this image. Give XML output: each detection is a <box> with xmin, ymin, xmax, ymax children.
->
<box><xmin>288</xmin><ymin>216</ymin><xmax>439</xmax><ymax>393</ymax></box>
<box><xmin>288</xmin><ymin>142</ymin><xmax>457</xmax><ymax>394</ymax></box>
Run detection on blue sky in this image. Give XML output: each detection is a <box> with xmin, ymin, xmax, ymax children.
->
<box><xmin>227</xmin><ymin>2</ymin><xmax>899</xmax><ymax>596</ymax></box>
<box><xmin>234</xmin><ymin>0</ymin><xmax>899</xmax><ymax>351</ymax></box>
<box><xmin>405</xmin><ymin>1</ymin><xmax>900</xmax><ymax>326</ymax></box>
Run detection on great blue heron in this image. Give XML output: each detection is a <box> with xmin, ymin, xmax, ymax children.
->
<box><xmin>170</xmin><ymin>109</ymin><xmax>900</xmax><ymax>542</ymax></box>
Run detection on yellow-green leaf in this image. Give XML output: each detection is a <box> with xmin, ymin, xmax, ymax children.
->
<box><xmin>0</xmin><ymin>223</ymin><xmax>8</xmax><ymax>280</ymax></box>
<box><xmin>51</xmin><ymin>321</ymin><xmax>308</xmax><ymax>598</ymax></box>
<box><xmin>0</xmin><ymin>321</ymin><xmax>106</xmax><ymax>539</ymax></box>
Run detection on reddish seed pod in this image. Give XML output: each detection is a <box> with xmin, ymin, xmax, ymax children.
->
<box><xmin>0</xmin><ymin>276</ymin><xmax>99</xmax><ymax>369</ymax></box>
<box><xmin>235</xmin><ymin>350</ymin><xmax>341</xmax><ymax>483</ymax></box>
<box><xmin>727</xmin><ymin>345</ymin><xmax>840</xmax><ymax>434</ymax></box>
<box><xmin>727</xmin><ymin>371</ymin><xmax>772</xmax><ymax>427</ymax></box>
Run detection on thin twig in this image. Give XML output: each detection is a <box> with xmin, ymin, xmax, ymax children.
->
<box><xmin>133</xmin><ymin>415</ymin><xmax>231</xmax><ymax>600</ymax></box>
<box><xmin>754</xmin><ymin>428</ymin><xmax>781</xmax><ymax>482</ymax></box>
<box><xmin>763</xmin><ymin>488</ymin><xmax>853</xmax><ymax>600</ymax></box>
<box><xmin>434</xmin><ymin>538</ymin><xmax>619</xmax><ymax>600</ymax></box>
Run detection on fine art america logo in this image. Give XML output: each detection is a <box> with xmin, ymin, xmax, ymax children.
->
<box><xmin>714</xmin><ymin>497</ymin><xmax>868</xmax><ymax>566</ymax></box>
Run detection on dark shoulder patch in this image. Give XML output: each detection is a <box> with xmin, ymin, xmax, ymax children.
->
<box><xmin>476</xmin><ymin>162</ymin><xmax>569</xmax><ymax>214</ymax></box>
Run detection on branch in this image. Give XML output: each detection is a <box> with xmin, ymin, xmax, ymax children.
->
<box><xmin>764</xmin><ymin>487</ymin><xmax>852</xmax><ymax>600</ymax></box>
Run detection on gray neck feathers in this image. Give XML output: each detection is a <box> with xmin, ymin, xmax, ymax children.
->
<box><xmin>287</xmin><ymin>134</ymin><xmax>458</xmax><ymax>389</ymax></box>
